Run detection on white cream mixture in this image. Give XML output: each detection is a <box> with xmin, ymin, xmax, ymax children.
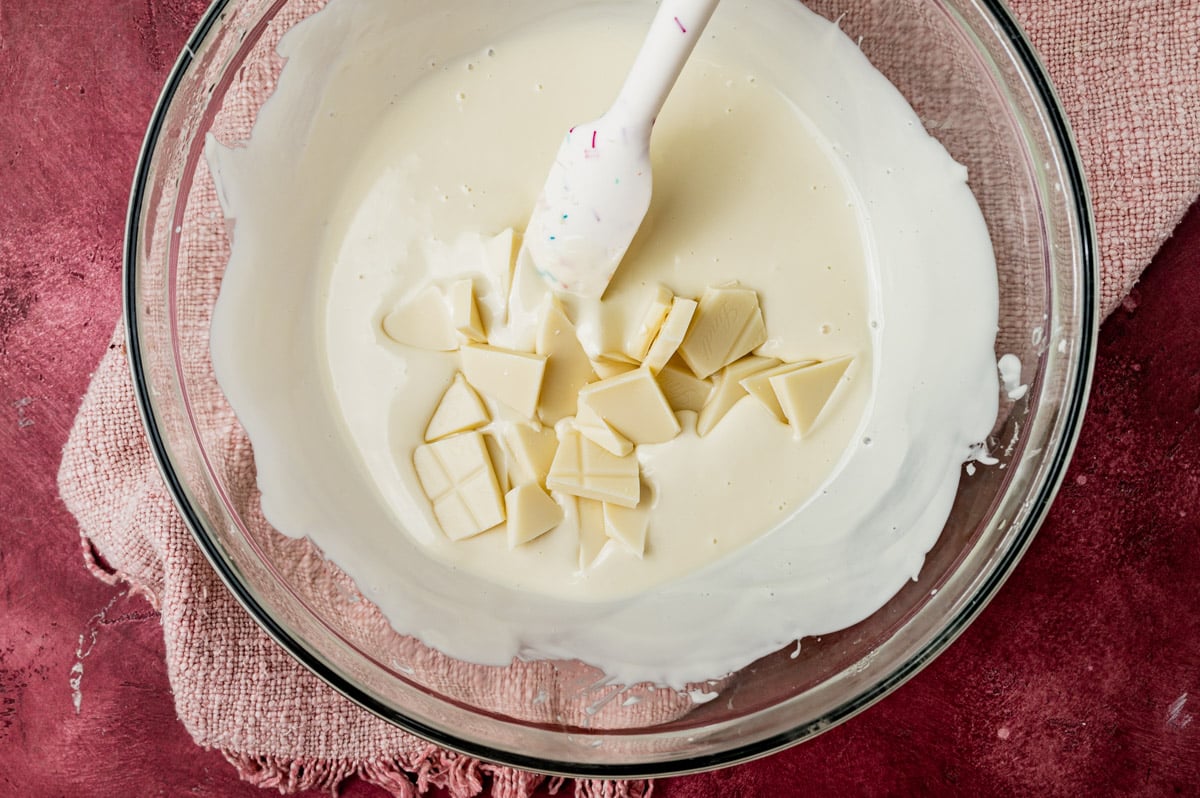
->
<box><xmin>208</xmin><ymin>0</ymin><xmax>1000</xmax><ymax>688</ymax></box>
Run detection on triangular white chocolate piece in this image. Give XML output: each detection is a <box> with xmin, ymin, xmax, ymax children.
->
<box><xmin>695</xmin><ymin>355</ymin><xmax>779</xmax><ymax>437</ymax></box>
<box><xmin>740</xmin><ymin>361</ymin><xmax>817</xmax><ymax>424</ymax></box>
<box><xmin>603</xmin><ymin>502</ymin><xmax>649</xmax><ymax>559</ymax></box>
<box><xmin>535</xmin><ymin>298</ymin><xmax>596</xmax><ymax>424</ymax></box>
<box><xmin>576</xmin><ymin>497</ymin><xmax>609</xmax><ymax>569</ymax></box>
<box><xmin>506</xmin><ymin>483</ymin><xmax>563</xmax><ymax>548</ymax></box>
<box><xmin>424</xmin><ymin>373</ymin><xmax>490</xmax><ymax>442</ymax></box>
<box><xmin>575</xmin><ymin>403</ymin><xmax>634</xmax><ymax>457</ymax></box>
<box><xmin>502</xmin><ymin>423</ymin><xmax>558</xmax><ymax>486</ymax></box>
<box><xmin>770</xmin><ymin>357</ymin><xmax>853</xmax><ymax>436</ymax></box>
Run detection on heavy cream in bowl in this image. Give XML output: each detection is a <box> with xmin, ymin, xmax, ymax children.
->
<box><xmin>208</xmin><ymin>0</ymin><xmax>999</xmax><ymax>688</ymax></box>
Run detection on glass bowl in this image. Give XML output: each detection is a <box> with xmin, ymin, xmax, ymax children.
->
<box><xmin>125</xmin><ymin>0</ymin><xmax>1096</xmax><ymax>777</ymax></box>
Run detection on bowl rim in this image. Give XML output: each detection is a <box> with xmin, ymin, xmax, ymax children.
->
<box><xmin>124</xmin><ymin>0</ymin><xmax>1098</xmax><ymax>778</ymax></box>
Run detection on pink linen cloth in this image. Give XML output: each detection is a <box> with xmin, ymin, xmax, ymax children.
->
<box><xmin>57</xmin><ymin>1</ymin><xmax>1199</xmax><ymax>796</ymax></box>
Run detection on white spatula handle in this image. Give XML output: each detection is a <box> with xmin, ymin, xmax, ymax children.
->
<box><xmin>611</xmin><ymin>0</ymin><xmax>722</xmax><ymax>131</ymax></box>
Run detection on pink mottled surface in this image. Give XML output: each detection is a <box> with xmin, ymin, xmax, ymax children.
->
<box><xmin>1</xmin><ymin>1</ymin><xmax>1198</xmax><ymax>796</ymax></box>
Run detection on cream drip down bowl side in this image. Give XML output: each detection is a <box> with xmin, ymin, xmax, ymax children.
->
<box><xmin>126</xmin><ymin>0</ymin><xmax>1095</xmax><ymax>776</ymax></box>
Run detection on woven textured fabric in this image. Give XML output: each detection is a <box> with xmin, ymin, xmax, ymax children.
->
<box><xmin>57</xmin><ymin>1</ymin><xmax>1199</xmax><ymax>796</ymax></box>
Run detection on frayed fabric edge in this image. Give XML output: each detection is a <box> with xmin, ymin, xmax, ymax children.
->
<box><xmin>223</xmin><ymin>749</ymin><xmax>653</xmax><ymax>798</ymax></box>
<box><xmin>79</xmin><ymin>533</ymin><xmax>163</xmax><ymax>611</ymax></box>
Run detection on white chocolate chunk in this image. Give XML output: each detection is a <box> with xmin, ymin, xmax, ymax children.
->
<box><xmin>382</xmin><ymin>285</ymin><xmax>457</xmax><ymax>351</ymax></box>
<box><xmin>546</xmin><ymin>426</ymin><xmax>640</xmax><ymax>508</ymax></box>
<box><xmin>678</xmin><ymin>287</ymin><xmax>768</xmax><ymax>378</ymax></box>
<box><xmin>625</xmin><ymin>285</ymin><xmax>674</xmax><ymax>361</ymax></box>
<box><xmin>739</xmin><ymin>361</ymin><xmax>818</xmax><ymax>423</ymax></box>
<box><xmin>424</xmin><ymin>373</ymin><xmax>490</xmax><ymax>442</ymax></box>
<box><xmin>505</xmin><ymin>483</ymin><xmax>563</xmax><ymax>548</ymax></box>
<box><xmin>590</xmin><ymin>353</ymin><xmax>639</xmax><ymax>379</ymax></box>
<box><xmin>576</xmin><ymin>497</ymin><xmax>608</xmax><ymax>569</ymax></box>
<box><xmin>642</xmin><ymin>297</ymin><xmax>698</xmax><ymax>373</ymax></box>
<box><xmin>484</xmin><ymin>228</ymin><xmax>517</xmax><ymax>324</ymax></box>
<box><xmin>460</xmin><ymin>344</ymin><xmax>547</xmax><ymax>419</ymax></box>
<box><xmin>577</xmin><ymin>368</ymin><xmax>680</xmax><ymax>445</ymax></box>
<box><xmin>603</xmin><ymin>502</ymin><xmax>649</xmax><ymax>559</ymax></box>
<box><xmin>575</xmin><ymin>402</ymin><xmax>634</xmax><ymax>457</ymax></box>
<box><xmin>449</xmin><ymin>279</ymin><xmax>487</xmax><ymax>343</ymax></box>
<box><xmin>771</xmin><ymin>356</ymin><xmax>854</xmax><ymax>436</ymax></box>
<box><xmin>535</xmin><ymin>298</ymin><xmax>596</xmax><ymax>424</ymax></box>
<box><xmin>482</xmin><ymin>431</ymin><xmax>510</xmax><ymax>492</ymax></box>
<box><xmin>656</xmin><ymin>360</ymin><xmax>712</xmax><ymax>413</ymax></box>
<box><xmin>696</xmin><ymin>355</ymin><xmax>780</xmax><ymax>437</ymax></box>
<box><xmin>413</xmin><ymin>431</ymin><xmax>505</xmax><ymax>541</ymax></box>
<box><xmin>502</xmin><ymin>423</ymin><xmax>558</xmax><ymax>486</ymax></box>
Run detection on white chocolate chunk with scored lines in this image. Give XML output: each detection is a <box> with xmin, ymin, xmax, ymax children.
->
<box><xmin>535</xmin><ymin>298</ymin><xmax>596</xmax><ymax>424</ymax></box>
<box><xmin>424</xmin><ymin>372</ymin><xmax>490</xmax><ymax>442</ymax></box>
<box><xmin>460</xmin><ymin>344</ymin><xmax>547</xmax><ymax>419</ymax></box>
<box><xmin>574</xmin><ymin>402</ymin><xmax>634</xmax><ymax>457</ymax></box>
<box><xmin>771</xmin><ymin>356</ymin><xmax>854</xmax><ymax>436</ymax></box>
<box><xmin>740</xmin><ymin>361</ymin><xmax>818</xmax><ymax>423</ymax></box>
<box><xmin>505</xmin><ymin>483</ymin><xmax>563</xmax><ymax>548</ymax></box>
<box><xmin>656</xmin><ymin>359</ymin><xmax>712</xmax><ymax>413</ymax></box>
<box><xmin>696</xmin><ymin>355</ymin><xmax>780</xmax><ymax>437</ymax></box>
<box><xmin>502</xmin><ymin>423</ymin><xmax>558</xmax><ymax>486</ymax></box>
<box><xmin>546</xmin><ymin>426</ymin><xmax>640</xmax><ymax>508</ymax></box>
<box><xmin>642</xmin><ymin>297</ymin><xmax>697</xmax><ymax>373</ymax></box>
<box><xmin>604</xmin><ymin>502</ymin><xmax>649</xmax><ymax>559</ymax></box>
<box><xmin>625</xmin><ymin>284</ymin><xmax>674</xmax><ymax>361</ymax></box>
<box><xmin>577</xmin><ymin>368</ymin><xmax>680</xmax><ymax>445</ymax></box>
<box><xmin>449</xmin><ymin>279</ymin><xmax>487</xmax><ymax>343</ymax></box>
<box><xmin>678</xmin><ymin>286</ymin><xmax>767</xmax><ymax>378</ymax></box>
<box><xmin>413</xmin><ymin>431</ymin><xmax>505</xmax><ymax>541</ymax></box>
<box><xmin>382</xmin><ymin>285</ymin><xmax>457</xmax><ymax>351</ymax></box>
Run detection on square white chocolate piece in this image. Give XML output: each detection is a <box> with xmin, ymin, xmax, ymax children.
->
<box><xmin>424</xmin><ymin>372</ymin><xmax>490</xmax><ymax>442</ymax></box>
<box><xmin>642</xmin><ymin>297</ymin><xmax>698</xmax><ymax>373</ymax></box>
<box><xmin>413</xmin><ymin>431</ymin><xmax>505</xmax><ymax>541</ymax></box>
<box><xmin>603</xmin><ymin>501</ymin><xmax>649</xmax><ymax>559</ymax></box>
<box><xmin>740</xmin><ymin>360</ymin><xmax>818</xmax><ymax>424</ymax></box>
<box><xmin>696</xmin><ymin>355</ymin><xmax>780</xmax><ymax>437</ymax></box>
<box><xmin>505</xmin><ymin>483</ymin><xmax>563</xmax><ymax>548</ymax></box>
<box><xmin>625</xmin><ymin>284</ymin><xmax>674</xmax><ymax>361</ymax></box>
<box><xmin>656</xmin><ymin>360</ymin><xmax>712</xmax><ymax>413</ymax></box>
<box><xmin>771</xmin><ymin>356</ymin><xmax>853</xmax><ymax>436</ymax></box>
<box><xmin>678</xmin><ymin>286</ymin><xmax>768</xmax><ymax>378</ymax></box>
<box><xmin>382</xmin><ymin>284</ymin><xmax>458</xmax><ymax>351</ymax></box>
<box><xmin>448</xmin><ymin>278</ymin><xmax>487</xmax><ymax>343</ymax></box>
<box><xmin>576</xmin><ymin>497</ymin><xmax>609</xmax><ymax>569</ymax></box>
<box><xmin>577</xmin><ymin>368</ymin><xmax>680</xmax><ymax>445</ymax></box>
<box><xmin>535</xmin><ymin>298</ymin><xmax>596</xmax><ymax>424</ymax></box>
<box><xmin>575</xmin><ymin>402</ymin><xmax>634</xmax><ymax>457</ymax></box>
<box><xmin>502</xmin><ymin>423</ymin><xmax>558</xmax><ymax>486</ymax></box>
<box><xmin>546</xmin><ymin>426</ymin><xmax>640</xmax><ymax>508</ymax></box>
<box><xmin>460</xmin><ymin>344</ymin><xmax>547</xmax><ymax>419</ymax></box>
